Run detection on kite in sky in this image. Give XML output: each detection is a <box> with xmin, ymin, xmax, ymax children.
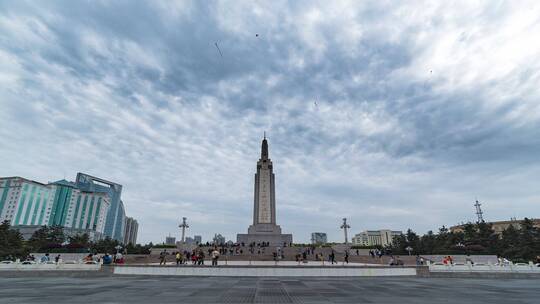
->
<box><xmin>214</xmin><ymin>42</ymin><xmax>223</xmax><ymax>57</ymax></box>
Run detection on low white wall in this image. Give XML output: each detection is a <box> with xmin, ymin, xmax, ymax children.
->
<box><xmin>429</xmin><ymin>263</ymin><xmax>540</xmax><ymax>273</ymax></box>
<box><xmin>114</xmin><ymin>266</ymin><xmax>417</xmax><ymax>277</ymax></box>
<box><xmin>0</xmin><ymin>263</ymin><xmax>101</xmax><ymax>271</ymax></box>
<box><xmin>30</xmin><ymin>253</ymin><xmax>90</xmax><ymax>261</ymax></box>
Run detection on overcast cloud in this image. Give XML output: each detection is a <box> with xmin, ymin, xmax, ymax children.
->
<box><xmin>1</xmin><ymin>1</ymin><xmax>539</xmax><ymax>243</ymax></box>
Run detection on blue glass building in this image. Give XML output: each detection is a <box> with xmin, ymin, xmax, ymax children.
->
<box><xmin>75</xmin><ymin>173</ymin><xmax>126</xmax><ymax>241</ymax></box>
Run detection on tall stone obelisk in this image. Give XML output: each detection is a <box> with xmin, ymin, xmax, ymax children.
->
<box><xmin>237</xmin><ymin>135</ymin><xmax>293</xmax><ymax>246</ymax></box>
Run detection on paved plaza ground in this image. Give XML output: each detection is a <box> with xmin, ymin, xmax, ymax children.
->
<box><xmin>1</xmin><ymin>276</ymin><xmax>539</xmax><ymax>303</ymax></box>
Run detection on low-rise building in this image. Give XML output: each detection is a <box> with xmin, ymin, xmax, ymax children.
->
<box><xmin>213</xmin><ymin>233</ymin><xmax>226</xmax><ymax>245</ymax></box>
<box><xmin>165</xmin><ymin>235</ymin><xmax>176</xmax><ymax>245</ymax></box>
<box><xmin>352</xmin><ymin>230</ymin><xmax>402</xmax><ymax>247</ymax></box>
<box><xmin>311</xmin><ymin>232</ymin><xmax>327</xmax><ymax>244</ymax></box>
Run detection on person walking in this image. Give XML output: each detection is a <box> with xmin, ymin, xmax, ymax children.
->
<box><xmin>329</xmin><ymin>250</ymin><xmax>336</xmax><ymax>265</ymax></box>
<box><xmin>176</xmin><ymin>252</ymin><xmax>183</xmax><ymax>266</ymax></box>
<box><xmin>159</xmin><ymin>250</ymin><xmax>167</xmax><ymax>266</ymax></box>
<box><xmin>198</xmin><ymin>250</ymin><xmax>205</xmax><ymax>265</ymax></box>
<box><xmin>191</xmin><ymin>251</ymin><xmax>197</xmax><ymax>265</ymax></box>
<box><xmin>211</xmin><ymin>248</ymin><xmax>220</xmax><ymax>266</ymax></box>
<box><xmin>416</xmin><ymin>254</ymin><xmax>423</xmax><ymax>266</ymax></box>
<box><xmin>344</xmin><ymin>251</ymin><xmax>349</xmax><ymax>264</ymax></box>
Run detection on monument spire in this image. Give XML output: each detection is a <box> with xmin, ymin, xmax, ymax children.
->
<box><xmin>261</xmin><ymin>133</ymin><xmax>269</xmax><ymax>159</ymax></box>
<box><xmin>237</xmin><ymin>135</ymin><xmax>292</xmax><ymax>246</ymax></box>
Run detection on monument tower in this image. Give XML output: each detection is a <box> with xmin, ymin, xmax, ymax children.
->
<box><xmin>237</xmin><ymin>135</ymin><xmax>293</xmax><ymax>246</ymax></box>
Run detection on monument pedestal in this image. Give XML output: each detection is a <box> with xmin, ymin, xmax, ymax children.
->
<box><xmin>237</xmin><ymin>224</ymin><xmax>292</xmax><ymax>246</ymax></box>
<box><xmin>237</xmin><ymin>233</ymin><xmax>292</xmax><ymax>246</ymax></box>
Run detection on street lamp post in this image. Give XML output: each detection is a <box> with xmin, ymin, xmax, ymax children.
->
<box><xmin>179</xmin><ymin>217</ymin><xmax>189</xmax><ymax>244</ymax></box>
<box><xmin>456</xmin><ymin>242</ymin><xmax>466</xmax><ymax>254</ymax></box>
<box><xmin>405</xmin><ymin>246</ymin><xmax>413</xmax><ymax>256</ymax></box>
<box><xmin>340</xmin><ymin>218</ymin><xmax>351</xmax><ymax>244</ymax></box>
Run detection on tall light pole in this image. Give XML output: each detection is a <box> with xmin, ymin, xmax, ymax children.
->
<box><xmin>340</xmin><ymin>218</ymin><xmax>351</xmax><ymax>244</ymax></box>
<box><xmin>179</xmin><ymin>217</ymin><xmax>189</xmax><ymax>244</ymax></box>
<box><xmin>405</xmin><ymin>246</ymin><xmax>413</xmax><ymax>256</ymax></box>
<box><xmin>474</xmin><ymin>200</ymin><xmax>484</xmax><ymax>223</ymax></box>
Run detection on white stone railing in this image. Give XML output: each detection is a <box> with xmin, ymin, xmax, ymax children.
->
<box><xmin>114</xmin><ymin>265</ymin><xmax>418</xmax><ymax>277</ymax></box>
<box><xmin>428</xmin><ymin>261</ymin><xmax>540</xmax><ymax>273</ymax></box>
<box><xmin>0</xmin><ymin>260</ymin><xmax>101</xmax><ymax>271</ymax></box>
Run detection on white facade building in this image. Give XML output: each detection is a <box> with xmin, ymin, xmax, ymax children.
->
<box><xmin>352</xmin><ymin>230</ymin><xmax>402</xmax><ymax>247</ymax></box>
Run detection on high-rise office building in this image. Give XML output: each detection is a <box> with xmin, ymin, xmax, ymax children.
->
<box><xmin>1</xmin><ymin>173</ymin><xmax>136</xmax><ymax>242</ymax></box>
<box><xmin>123</xmin><ymin>216</ymin><xmax>139</xmax><ymax>245</ymax></box>
<box><xmin>75</xmin><ymin>173</ymin><xmax>126</xmax><ymax>241</ymax></box>
<box><xmin>0</xmin><ymin>177</ymin><xmax>110</xmax><ymax>240</ymax></box>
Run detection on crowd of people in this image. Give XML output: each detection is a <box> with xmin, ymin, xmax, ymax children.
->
<box><xmin>158</xmin><ymin>248</ymin><xmax>222</xmax><ymax>266</ymax></box>
<box><xmin>15</xmin><ymin>247</ymin><xmax>538</xmax><ymax>268</ymax></box>
<box><xmin>19</xmin><ymin>252</ymin><xmax>125</xmax><ymax>265</ymax></box>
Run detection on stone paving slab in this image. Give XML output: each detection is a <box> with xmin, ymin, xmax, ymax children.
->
<box><xmin>1</xmin><ymin>276</ymin><xmax>540</xmax><ymax>303</ymax></box>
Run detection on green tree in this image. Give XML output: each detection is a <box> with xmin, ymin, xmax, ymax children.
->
<box><xmin>89</xmin><ymin>237</ymin><xmax>121</xmax><ymax>254</ymax></box>
<box><xmin>27</xmin><ymin>226</ymin><xmax>50</xmax><ymax>251</ymax></box>
<box><xmin>48</xmin><ymin>226</ymin><xmax>66</xmax><ymax>244</ymax></box>
<box><xmin>518</xmin><ymin>218</ymin><xmax>540</xmax><ymax>261</ymax></box>
<box><xmin>125</xmin><ymin>242</ymin><xmax>152</xmax><ymax>254</ymax></box>
<box><xmin>419</xmin><ymin>231</ymin><xmax>436</xmax><ymax>254</ymax></box>
<box><xmin>0</xmin><ymin>220</ymin><xmax>28</xmax><ymax>260</ymax></box>
<box><xmin>68</xmin><ymin>233</ymin><xmax>90</xmax><ymax>247</ymax></box>
<box><xmin>499</xmin><ymin>224</ymin><xmax>520</xmax><ymax>258</ymax></box>
<box><xmin>388</xmin><ymin>229</ymin><xmax>420</xmax><ymax>255</ymax></box>
<box><xmin>27</xmin><ymin>225</ymin><xmax>66</xmax><ymax>251</ymax></box>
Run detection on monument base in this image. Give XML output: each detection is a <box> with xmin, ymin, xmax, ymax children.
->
<box><xmin>237</xmin><ymin>233</ymin><xmax>293</xmax><ymax>247</ymax></box>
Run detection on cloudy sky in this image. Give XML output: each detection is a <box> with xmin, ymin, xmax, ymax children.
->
<box><xmin>1</xmin><ymin>1</ymin><xmax>539</xmax><ymax>244</ymax></box>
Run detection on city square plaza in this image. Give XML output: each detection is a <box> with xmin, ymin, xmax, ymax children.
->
<box><xmin>2</xmin><ymin>138</ymin><xmax>540</xmax><ymax>303</ymax></box>
<box><xmin>1</xmin><ymin>275</ymin><xmax>539</xmax><ymax>304</ymax></box>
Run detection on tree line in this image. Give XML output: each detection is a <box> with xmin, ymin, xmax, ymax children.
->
<box><xmin>2</xmin><ymin>218</ymin><xmax>540</xmax><ymax>262</ymax></box>
<box><xmin>0</xmin><ymin>220</ymin><xmax>152</xmax><ymax>260</ymax></box>
<box><xmin>389</xmin><ymin>218</ymin><xmax>540</xmax><ymax>262</ymax></box>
